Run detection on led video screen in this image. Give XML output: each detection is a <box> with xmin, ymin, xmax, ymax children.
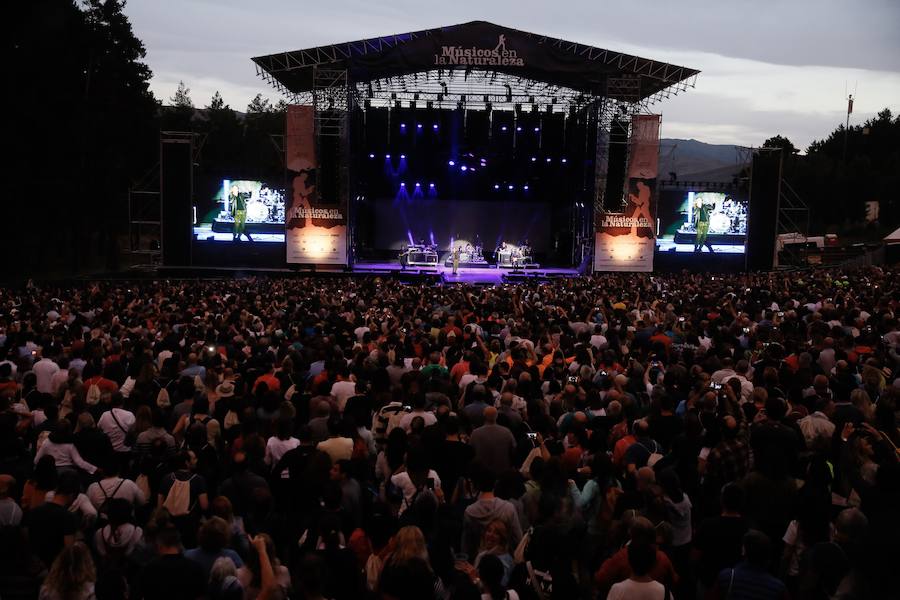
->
<box><xmin>656</xmin><ymin>191</ymin><xmax>748</xmax><ymax>254</ymax></box>
<box><xmin>193</xmin><ymin>179</ymin><xmax>285</xmax><ymax>244</ymax></box>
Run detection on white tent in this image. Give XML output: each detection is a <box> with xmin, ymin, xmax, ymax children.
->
<box><xmin>884</xmin><ymin>227</ymin><xmax>900</xmax><ymax>245</ymax></box>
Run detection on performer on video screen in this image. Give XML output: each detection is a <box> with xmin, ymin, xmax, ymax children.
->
<box><xmin>230</xmin><ymin>185</ymin><xmax>253</xmax><ymax>242</ymax></box>
<box><xmin>693</xmin><ymin>197</ymin><xmax>714</xmax><ymax>253</ymax></box>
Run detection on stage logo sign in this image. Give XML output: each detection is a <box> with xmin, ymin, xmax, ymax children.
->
<box><xmin>285</xmin><ymin>105</ymin><xmax>348</xmax><ymax>265</ymax></box>
<box><xmin>594</xmin><ymin>114</ymin><xmax>660</xmax><ymax>272</ymax></box>
<box><xmin>434</xmin><ymin>35</ymin><xmax>524</xmax><ymax>67</ymax></box>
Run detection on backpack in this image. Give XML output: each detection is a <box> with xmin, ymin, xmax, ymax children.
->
<box><xmin>153</xmin><ymin>379</ymin><xmax>171</xmax><ymax>409</ymax></box>
<box><xmin>640</xmin><ymin>440</ymin><xmax>664</xmax><ymax>468</ymax></box>
<box><xmin>98</xmin><ymin>479</ymin><xmax>126</xmax><ymax>516</ymax></box>
<box><xmin>162</xmin><ymin>474</ymin><xmax>195</xmax><ymax>517</ymax></box>
<box><xmin>86</xmin><ymin>381</ymin><xmax>102</xmax><ymax>405</ymax></box>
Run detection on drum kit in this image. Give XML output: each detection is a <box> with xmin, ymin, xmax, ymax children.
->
<box><xmin>221</xmin><ymin>189</ymin><xmax>285</xmax><ymax>224</ymax></box>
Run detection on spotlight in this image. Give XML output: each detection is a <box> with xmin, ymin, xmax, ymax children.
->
<box><xmin>460</xmin><ymin>166</ymin><xmax>468</xmax><ymax>171</ymax></box>
<box><xmin>534</xmin><ymin>127</ymin><xmax>540</xmax><ymax>132</ymax></box>
<box><xmin>469</xmin><ymin>168</ymin><xmax>476</xmax><ymax>172</ymax></box>
<box><xmin>385</xmin><ymin>154</ymin><xmax>391</xmax><ymax>159</ymax></box>
<box><xmin>501</xmin><ymin>125</ymin><xmax>508</xmax><ymax>131</ymax></box>
<box><xmin>523</xmin><ymin>185</ymin><xmax>530</xmax><ymax>190</ymax></box>
<box><xmin>508</xmin><ymin>185</ymin><xmax>514</xmax><ymax>190</ymax></box>
<box><xmin>531</xmin><ymin>157</ymin><xmax>537</xmax><ymax>162</ymax></box>
<box><xmin>429</xmin><ymin>183</ymin><xmax>435</xmax><ymax>188</ymax></box>
<box><xmin>417</xmin><ymin>123</ymin><xmax>423</xmax><ymax>129</ymax></box>
<box><xmin>432</xmin><ymin>124</ymin><xmax>439</xmax><ymax>130</ymax></box>
<box><xmin>516</xmin><ymin>126</ymin><xmax>522</xmax><ymax>132</ymax></box>
<box><xmin>415</xmin><ymin>182</ymin><xmax>421</xmax><ymax>187</ymax></box>
<box><xmin>448</xmin><ymin>160</ymin><xmax>456</xmax><ymax>166</ymax></box>
<box><xmin>400</xmin><ymin>182</ymin><xmax>406</xmax><ymax>186</ymax></box>
<box><xmin>400</xmin><ymin>123</ymin><xmax>407</xmax><ymax>128</ymax></box>
<box><xmin>561</xmin><ymin>158</ymin><xmax>567</xmax><ymax>163</ymax></box>
<box><xmin>546</xmin><ymin>158</ymin><xmax>552</xmax><ymax>163</ymax></box>
<box><xmin>369</xmin><ymin>153</ymin><xmax>375</xmax><ymax>158</ymax></box>
<box><xmin>400</xmin><ymin>154</ymin><xmax>406</xmax><ymax>159</ymax></box>
<box><xmin>494</xmin><ymin>184</ymin><xmax>500</xmax><ymax>190</ymax></box>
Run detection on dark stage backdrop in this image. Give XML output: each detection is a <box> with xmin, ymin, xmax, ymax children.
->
<box><xmin>373</xmin><ymin>197</ymin><xmax>551</xmax><ymax>252</ymax></box>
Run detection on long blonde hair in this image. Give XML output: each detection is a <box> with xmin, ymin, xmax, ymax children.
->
<box><xmin>42</xmin><ymin>542</ymin><xmax>96</xmax><ymax>600</ymax></box>
<box><xmin>389</xmin><ymin>525</ymin><xmax>429</xmax><ymax>566</ymax></box>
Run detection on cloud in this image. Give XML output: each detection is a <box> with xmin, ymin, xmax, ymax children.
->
<box><xmin>127</xmin><ymin>1</ymin><xmax>900</xmax><ymax>147</ymax></box>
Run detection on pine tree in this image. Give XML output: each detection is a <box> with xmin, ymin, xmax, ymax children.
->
<box><xmin>170</xmin><ymin>81</ymin><xmax>193</xmax><ymax>108</ymax></box>
<box><xmin>207</xmin><ymin>91</ymin><xmax>227</xmax><ymax>111</ymax></box>
<box><xmin>247</xmin><ymin>93</ymin><xmax>273</xmax><ymax>114</ymax></box>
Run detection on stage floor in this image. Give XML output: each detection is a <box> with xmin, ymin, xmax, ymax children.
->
<box><xmin>353</xmin><ymin>261</ymin><xmax>581</xmax><ymax>284</ymax></box>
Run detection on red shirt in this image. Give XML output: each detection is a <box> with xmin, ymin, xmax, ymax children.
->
<box><xmin>255</xmin><ymin>373</ymin><xmax>281</xmax><ymax>394</ymax></box>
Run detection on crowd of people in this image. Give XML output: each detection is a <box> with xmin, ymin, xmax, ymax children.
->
<box><xmin>0</xmin><ymin>266</ymin><xmax>898</xmax><ymax>600</ymax></box>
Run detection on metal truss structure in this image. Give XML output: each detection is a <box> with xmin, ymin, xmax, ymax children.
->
<box><xmin>252</xmin><ymin>21</ymin><xmax>698</xmax><ymax>104</ymax></box>
<box><xmin>127</xmin><ymin>132</ymin><xmax>206</xmax><ymax>269</ymax></box>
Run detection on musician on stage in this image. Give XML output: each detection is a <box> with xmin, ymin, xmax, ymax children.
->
<box><xmin>452</xmin><ymin>245</ymin><xmax>461</xmax><ymax>276</ymax></box>
<box><xmin>230</xmin><ymin>185</ymin><xmax>253</xmax><ymax>242</ymax></box>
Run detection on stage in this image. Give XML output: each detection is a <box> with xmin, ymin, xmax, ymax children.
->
<box><xmin>353</xmin><ymin>261</ymin><xmax>581</xmax><ymax>284</ymax></box>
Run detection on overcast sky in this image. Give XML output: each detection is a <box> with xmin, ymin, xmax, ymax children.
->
<box><xmin>124</xmin><ymin>0</ymin><xmax>900</xmax><ymax>150</ymax></box>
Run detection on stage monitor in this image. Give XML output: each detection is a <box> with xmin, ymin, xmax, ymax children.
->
<box><xmin>656</xmin><ymin>190</ymin><xmax>748</xmax><ymax>254</ymax></box>
<box><xmin>192</xmin><ymin>179</ymin><xmax>285</xmax><ymax>244</ymax></box>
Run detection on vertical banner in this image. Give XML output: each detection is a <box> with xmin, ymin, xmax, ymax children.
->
<box><xmin>594</xmin><ymin>114</ymin><xmax>660</xmax><ymax>272</ymax></box>
<box><xmin>285</xmin><ymin>105</ymin><xmax>348</xmax><ymax>265</ymax></box>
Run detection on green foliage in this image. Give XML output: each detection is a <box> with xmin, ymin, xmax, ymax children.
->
<box><xmin>10</xmin><ymin>0</ymin><xmax>158</xmax><ymax>275</ymax></box>
<box><xmin>762</xmin><ymin>135</ymin><xmax>798</xmax><ymax>155</ymax></box>
<box><xmin>774</xmin><ymin>108</ymin><xmax>900</xmax><ymax>234</ymax></box>
<box><xmin>170</xmin><ymin>80</ymin><xmax>193</xmax><ymax>108</ymax></box>
<box><xmin>246</xmin><ymin>93</ymin><xmax>274</xmax><ymax>114</ymax></box>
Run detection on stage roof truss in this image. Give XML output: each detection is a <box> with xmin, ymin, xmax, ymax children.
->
<box><xmin>253</xmin><ymin>21</ymin><xmax>699</xmax><ymax>105</ymax></box>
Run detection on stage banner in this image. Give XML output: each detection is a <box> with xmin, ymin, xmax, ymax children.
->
<box><xmin>285</xmin><ymin>105</ymin><xmax>348</xmax><ymax>265</ymax></box>
<box><xmin>594</xmin><ymin>114</ymin><xmax>660</xmax><ymax>272</ymax></box>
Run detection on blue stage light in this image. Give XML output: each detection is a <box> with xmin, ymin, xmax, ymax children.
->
<box><xmin>508</xmin><ymin>185</ymin><xmax>514</xmax><ymax>190</ymax></box>
<box><xmin>561</xmin><ymin>158</ymin><xmax>568</xmax><ymax>163</ymax></box>
<box><xmin>400</xmin><ymin>123</ymin><xmax>406</xmax><ymax>128</ymax></box>
<box><xmin>432</xmin><ymin>124</ymin><xmax>439</xmax><ymax>130</ymax></box>
<box><xmin>494</xmin><ymin>184</ymin><xmax>500</xmax><ymax>190</ymax></box>
<box><xmin>524</xmin><ymin>185</ymin><xmax>530</xmax><ymax>190</ymax></box>
<box><xmin>516</xmin><ymin>126</ymin><xmax>522</xmax><ymax>131</ymax></box>
<box><xmin>546</xmin><ymin>158</ymin><xmax>552</xmax><ymax>163</ymax></box>
<box><xmin>501</xmin><ymin>126</ymin><xmax>508</xmax><ymax>131</ymax></box>
<box><xmin>400</xmin><ymin>182</ymin><xmax>406</xmax><ymax>187</ymax></box>
<box><xmin>400</xmin><ymin>154</ymin><xmax>406</xmax><ymax>159</ymax></box>
<box><xmin>429</xmin><ymin>183</ymin><xmax>435</xmax><ymax>188</ymax></box>
<box><xmin>417</xmin><ymin>123</ymin><xmax>423</xmax><ymax>129</ymax></box>
<box><xmin>385</xmin><ymin>154</ymin><xmax>391</xmax><ymax>159</ymax></box>
<box><xmin>460</xmin><ymin>166</ymin><xmax>468</xmax><ymax>171</ymax></box>
<box><xmin>448</xmin><ymin>160</ymin><xmax>455</xmax><ymax>166</ymax></box>
<box><xmin>415</xmin><ymin>182</ymin><xmax>421</xmax><ymax>187</ymax></box>
<box><xmin>531</xmin><ymin>157</ymin><xmax>537</xmax><ymax>162</ymax></box>
<box><xmin>369</xmin><ymin>153</ymin><xmax>375</xmax><ymax>158</ymax></box>
<box><xmin>534</xmin><ymin>127</ymin><xmax>540</xmax><ymax>132</ymax></box>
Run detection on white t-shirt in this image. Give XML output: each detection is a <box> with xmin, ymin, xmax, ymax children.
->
<box><xmin>398</xmin><ymin>410</ymin><xmax>437</xmax><ymax>432</ymax></box>
<box><xmin>87</xmin><ymin>477</ymin><xmax>147</xmax><ymax>511</ymax></box>
<box><xmin>331</xmin><ymin>380</ymin><xmax>357</xmax><ymax>413</ymax></box>
<box><xmin>33</xmin><ymin>358</ymin><xmax>60</xmax><ymax>394</ymax></box>
<box><xmin>265</xmin><ymin>436</ymin><xmax>300</xmax><ymax>467</ymax></box>
<box><xmin>390</xmin><ymin>470</ymin><xmax>441</xmax><ymax>514</ymax></box>
<box><xmin>607</xmin><ymin>578</ymin><xmax>667</xmax><ymax>600</ymax></box>
<box><xmin>98</xmin><ymin>408</ymin><xmax>136</xmax><ymax>452</ymax></box>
